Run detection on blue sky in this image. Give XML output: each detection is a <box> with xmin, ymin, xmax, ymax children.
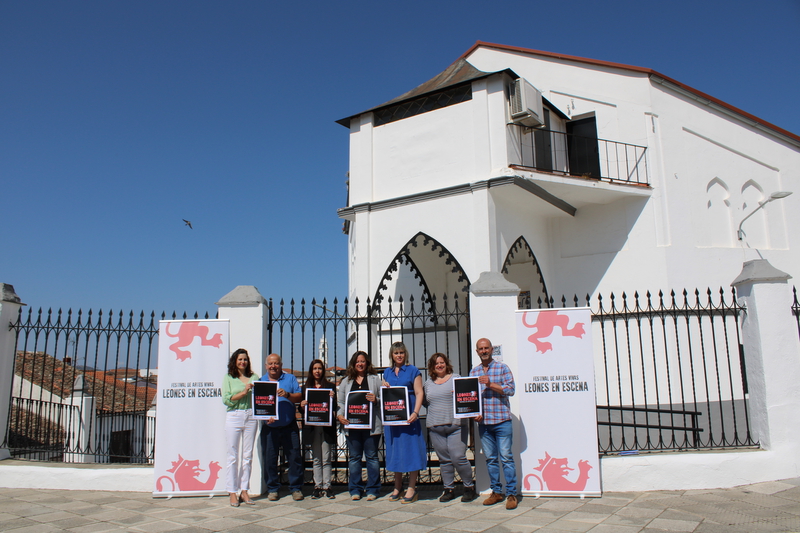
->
<box><xmin>2</xmin><ymin>0</ymin><xmax>798</xmax><ymax>316</ymax></box>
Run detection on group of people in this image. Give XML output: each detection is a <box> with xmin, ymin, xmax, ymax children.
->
<box><xmin>222</xmin><ymin>338</ymin><xmax>518</xmax><ymax>510</ymax></box>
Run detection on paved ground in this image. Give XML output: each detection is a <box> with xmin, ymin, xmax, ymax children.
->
<box><xmin>2</xmin><ymin>479</ymin><xmax>800</xmax><ymax>533</ymax></box>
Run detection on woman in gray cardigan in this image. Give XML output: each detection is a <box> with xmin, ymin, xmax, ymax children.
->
<box><xmin>337</xmin><ymin>351</ymin><xmax>383</xmax><ymax>500</ymax></box>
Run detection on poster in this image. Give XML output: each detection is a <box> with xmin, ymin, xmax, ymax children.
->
<box><xmin>516</xmin><ymin>308</ymin><xmax>601</xmax><ymax>497</ymax></box>
<box><xmin>154</xmin><ymin>319</ymin><xmax>229</xmax><ymax>497</ymax></box>
<box><xmin>304</xmin><ymin>388</ymin><xmax>333</xmax><ymax>426</ymax></box>
<box><xmin>252</xmin><ymin>381</ymin><xmax>278</xmax><ymax>420</ymax></box>
<box><xmin>381</xmin><ymin>386</ymin><xmax>409</xmax><ymax>425</ymax></box>
<box><xmin>453</xmin><ymin>377</ymin><xmax>481</xmax><ymax>418</ymax></box>
<box><xmin>345</xmin><ymin>391</ymin><xmax>372</xmax><ymax>429</ymax></box>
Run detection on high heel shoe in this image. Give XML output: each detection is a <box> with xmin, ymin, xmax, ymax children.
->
<box><xmin>401</xmin><ymin>489</ymin><xmax>418</xmax><ymax>504</ymax></box>
<box><xmin>388</xmin><ymin>490</ymin><xmax>402</xmax><ymax>502</ymax></box>
<box><xmin>229</xmin><ymin>494</ymin><xmax>240</xmax><ymax>507</ymax></box>
<box><xmin>240</xmin><ymin>491</ymin><xmax>255</xmax><ymax>505</ymax></box>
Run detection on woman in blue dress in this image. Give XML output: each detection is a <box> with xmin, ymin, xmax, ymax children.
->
<box><xmin>383</xmin><ymin>341</ymin><xmax>427</xmax><ymax>503</ymax></box>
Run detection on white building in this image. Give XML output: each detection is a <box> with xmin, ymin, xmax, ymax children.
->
<box><xmin>338</xmin><ymin>41</ymin><xmax>798</xmax><ymax>314</ymax></box>
<box><xmin>336</xmin><ymin>42</ymin><xmax>800</xmax><ymax>491</ymax></box>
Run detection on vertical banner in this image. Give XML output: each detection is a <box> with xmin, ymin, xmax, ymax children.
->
<box><xmin>516</xmin><ymin>308</ymin><xmax>601</xmax><ymax>497</ymax></box>
<box><xmin>153</xmin><ymin>320</ymin><xmax>229</xmax><ymax>497</ymax></box>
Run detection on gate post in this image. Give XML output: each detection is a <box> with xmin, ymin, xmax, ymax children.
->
<box><xmin>468</xmin><ymin>272</ymin><xmax>521</xmax><ymax>494</ymax></box>
<box><xmin>732</xmin><ymin>259</ymin><xmax>800</xmax><ymax>451</ymax></box>
<box><xmin>64</xmin><ymin>376</ymin><xmax>96</xmax><ymax>463</ymax></box>
<box><xmin>0</xmin><ymin>284</ymin><xmax>23</xmax><ymax>461</ymax></box>
<box><xmin>216</xmin><ymin>285</ymin><xmax>269</xmax><ymax>495</ymax></box>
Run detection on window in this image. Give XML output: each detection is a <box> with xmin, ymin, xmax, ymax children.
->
<box><xmin>373</xmin><ymin>84</ymin><xmax>472</xmax><ymax>126</ymax></box>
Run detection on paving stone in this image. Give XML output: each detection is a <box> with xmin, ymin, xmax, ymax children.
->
<box><xmin>436</xmin><ymin>519</ymin><xmax>498</xmax><ymax>532</ymax></box>
<box><xmin>67</xmin><ymin>523</ymin><xmax>128</xmax><ymax>532</ymax></box>
<box><xmin>345</xmin><ymin>517</ymin><xmax>400</xmax><ymax>531</ymax></box>
<box><xmin>644</xmin><ymin>517</ymin><xmax>699</xmax><ymax>532</ymax></box>
<box><xmin>0</xmin><ymin>517</ymin><xmax>39</xmax><ymax>530</ymax></box>
<box><xmin>745</xmin><ymin>481</ymin><xmax>798</xmax><ymax>495</ymax></box>
<box><xmin>536</xmin><ymin>499</ymin><xmax>587</xmax><ymax>512</ymax></box>
<box><xmin>585</xmin><ymin>524</ymin><xmax>642</xmax><ymax>533</ymax></box>
<box><xmin>407</xmin><ymin>513</ymin><xmax>457</xmax><ymax>527</ymax></box>
<box><xmin>1</xmin><ymin>524</ymin><xmax>64</xmax><ymax>533</ymax></box>
<box><xmin>315</xmin><ymin>513</ymin><xmax>368</xmax><ymax>527</ymax></box>
<box><xmin>283</xmin><ymin>521</ymin><xmax>339</xmax><ymax>533</ymax></box>
<box><xmin>542</xmin><ymin>519</ymin><xmax>596</xmax><ymax>532</ymax></box>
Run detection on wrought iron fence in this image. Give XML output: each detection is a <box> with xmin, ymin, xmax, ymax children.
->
<box><xmin>4</xmin><ymin>287</ymin><xmax>757</xmax><ymax>477</ymax></box>
<box><xmin>590</xmin><ymin>288</ymin><xmax>756</xmax><ymax>454</ymax></box>
<box><xmin>269</xmin><ymin>293</ymin><xmax>472</xmax><ymax>484</ymax></box>
<box><xmin>4</xmin><ymin>307</ymin><xmax>212</xmax><ymax>463</ymax></box>
<box><xmin>510</xmin><ymin>124</ymin><xmax>649</xmax><ymax>185</ymax></box>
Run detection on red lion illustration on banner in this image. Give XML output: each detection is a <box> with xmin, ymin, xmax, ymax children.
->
<box><xmin>155</xmin><ymin>454</ymin><xmax>222</xmax><ymax>492</ymax></box>
<box><xmin>521</xmin><ymin>310</ymin><xmax>585</xmax><ymax>353</ymax></box>
<box><xmin>524</xmin><ymin>451</ymin><xmax>592</xmax><ymax>491</ymax></box>
<box><xmin>164</xmin><ymin>322</ymin><xmax>223</xmax><ymax>361</ymax></box>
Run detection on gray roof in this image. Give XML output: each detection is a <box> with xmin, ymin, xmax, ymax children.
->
<box><xmin>336</xmin><ymin>58</ymin><xmax>516</xmax><ymax>128</ymax></box>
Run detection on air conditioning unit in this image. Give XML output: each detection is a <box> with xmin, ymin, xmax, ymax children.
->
<box><xmin>510</xmin><ymin>78</ymin><xmax>544</xmax><ymax>127</ymax></box>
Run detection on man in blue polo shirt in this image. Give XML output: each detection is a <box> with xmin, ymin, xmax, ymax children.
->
<box><xmin>470</xmin><ymin>338</ymin><xmax>518</xmax><ymax>510</ymax></box>
<box><xmin>260</xmin><ymin>353</ymin><xmax>304</xmax><ymax>501</ymax></box>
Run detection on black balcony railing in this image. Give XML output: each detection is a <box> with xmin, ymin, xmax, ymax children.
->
<box><xmin>511</xmin><ymin>125</ymin><xmax>649</xmax><ymax>185</ymax></box>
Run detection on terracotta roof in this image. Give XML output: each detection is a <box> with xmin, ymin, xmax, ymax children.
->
<box><xmin>14</xmin><ymin>351</ymin><xmax>155</xmax><ymax>412</ymax></box>
<box><xmin>461</xmin><ymin>41</ymin><xmax>800</xmax><ymax>144</ymax></box>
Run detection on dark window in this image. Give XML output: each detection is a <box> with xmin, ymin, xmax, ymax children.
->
<box><xmin>533</xmin><ymin>109</ymin><xmax>553</xmax><ymax>172</ymax></box>
<box><xmin>373</xmin><ymin>84</ymin><xmax>472</xmax><ymax>127</ymax></box>
<box><xmin>566</xmin><ymin>116</ymin><xmax>601</xmax><ymax>178</ymax></box>
<box><xmin>109</xmin><ymin>429</ymin><xmax>132</xmax><ymax>463</ymax></box>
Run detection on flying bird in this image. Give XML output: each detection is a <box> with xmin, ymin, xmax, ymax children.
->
<box><xmin>183</xmin><ymin>219</ymin><xmax>193</xmax><ymax>229</ymax></box>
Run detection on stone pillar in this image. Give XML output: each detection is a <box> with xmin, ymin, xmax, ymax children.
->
<box><xmin>468</xmin><ymin>272</ymin><xmax>521</xmax><ymax>494</ymax></box>
<box><xmin>65</xmin><ymin>375</ymin><xmax>96</xmax><ymax>463</ymax></box>
<box><xmin>732</xmin><ymin>259</ymin><xmax>800</xmax><ymax>451</ymax></box>
<box><xmin>216</xmin><ymin>285</ymin><xmax>269</xmax><ymax>495</ymax></box>
<box><xmin>0</xmin><ymin>284</ymin><xmax>23</xmax><ymax>460</ymax></box>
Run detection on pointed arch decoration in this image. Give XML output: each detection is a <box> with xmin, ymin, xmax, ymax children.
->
<box><xmin>373</xmin><ymin>232</ymin><xmax>471</xmax><ymax>315</ymax></box>
<box><xmin>501</xmin><ymin>236</ymin><xmax>549</xmax><ymax>308</ymax></box>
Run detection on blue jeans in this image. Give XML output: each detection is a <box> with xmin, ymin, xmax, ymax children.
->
<box><xmin>261</xmin><ymin>422</ymin><xmax>304</xmax><ymax>493</ymax></box>
<box><xmin>346</xmin><ymin>430</ymin><xmax>381</xmax><ymax>496</ymax></box>
<box><xmin>478</xmin><ymin>420</ymin><xmax>517</xmax><ymax>495</ymax></box>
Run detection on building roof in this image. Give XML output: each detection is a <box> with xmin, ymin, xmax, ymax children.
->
<box><xmin>336</xmin><ymin>58</ymin><xmax>515</xmax><ymax>128</ymax></box>
<box><xmin>15</xmin><ymin>351</ymin><xmax>156</xmax><ymax>412</ymax></box>
<box><xmin>463</xmin><ymin>41</ymin><xmax>800</xmax><ymax>145</ymax></box>
<box><xmin>338</xmin><ymin>41</ymin><xmax>800</xmax><ymax>146</ymax></box>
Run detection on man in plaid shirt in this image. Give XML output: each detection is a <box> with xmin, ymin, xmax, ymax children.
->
<box><xmin>470</xmin><ymin>338</ymin><xmax>518</xmax><ymax>510</ymax></box>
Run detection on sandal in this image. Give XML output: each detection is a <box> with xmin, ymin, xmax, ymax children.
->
<box><xmin>388</xmin><ymin>490</ymin><xmax>402</xmax><ymax>502</ymax></box>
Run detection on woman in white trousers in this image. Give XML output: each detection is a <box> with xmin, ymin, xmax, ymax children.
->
<box><xmin>222</xmin><ymin>348</ymin><xmax>259</xmax><ymax>507</ymax></box>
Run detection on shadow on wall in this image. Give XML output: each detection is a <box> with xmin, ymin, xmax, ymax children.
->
<box><xmin>550</xmin><ymin>196</ymin><xmax>649</xmax><ymax>298</ymax></box>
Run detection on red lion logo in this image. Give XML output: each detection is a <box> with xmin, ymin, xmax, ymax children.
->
<box><xmin>164</xmin><ymin>322</ymin><xmax>223</xmax><ymax>361</ymax></box>
<box><xmin>155</xmin><ymin>454</ymin><xmax>222</xmax><ymax>492</ymax></box>
<box><xmin>521</xmin><ymin>311</ymin><xmax>585</xmax><ymax>353</ymax></box>
<box><xmin>524</xmin><ymin>451</ymin><xmax>592</xmax><ymax>492</ymax></box>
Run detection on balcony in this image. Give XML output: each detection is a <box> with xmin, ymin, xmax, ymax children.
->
<box><xmin>510</xmin><ymin>125</ymin><xmax>649</xmax><ymax>186</ymax></box>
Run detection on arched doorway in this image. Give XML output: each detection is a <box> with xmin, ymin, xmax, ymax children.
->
<box><xmin>501</xmin><ymin>236</ymin><xmax>549</xmax><ymax>309</ymax></box>
<box><xmin>369</xmin><ymin>232</ymin><xmax>471</xmax><ymax>371</ymax></box>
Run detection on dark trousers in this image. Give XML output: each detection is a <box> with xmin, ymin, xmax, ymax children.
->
<box><xmin>260</xmin><ymin>422</ymin><xmax>304</xmax><ymax>493</ymax></box>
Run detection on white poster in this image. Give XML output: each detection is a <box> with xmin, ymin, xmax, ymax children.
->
<box><xmin>516</xmin><ymin>308</ymin><xmax>601</xmax><ymax>497</ymax></box>
<box><xmin>153</xmin><ymin>320</ymin><xmax>230</xmax><ymax>497</ymax></box>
